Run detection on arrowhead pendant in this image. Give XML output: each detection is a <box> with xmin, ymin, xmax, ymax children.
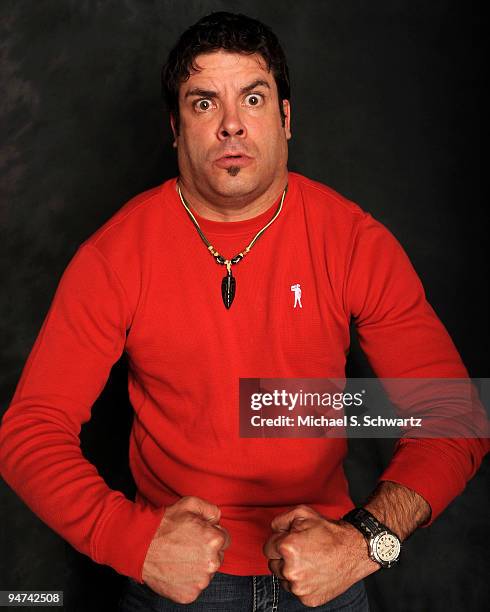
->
<box><xmin>221</xmin><ymin>270</ymin><xmax>236</xmax><ymax>309</ymax></box>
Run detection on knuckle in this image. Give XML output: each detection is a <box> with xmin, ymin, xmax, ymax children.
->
<box><xmin>277</xmin><ymin>539</ymin><xmax>296</xmax><ymax>557</ymax></box>
<box><xmin>301</xmin><ymin>595</ymin><xmax>320</xmax><ymax>608</ymax></box>
<box><xmin>283</xmin><ymin>567</ymin><xmax>299</xmax><ymax>582</ymax></box>
<box><xmin>196</xmin><ymin>577</ymin><xmax>210</xmax><ymax>591</ymax></box>
<box><xmin>276</xmin><ymin>541</ymin><xmax>289</xmax><ymax>557</ymax></box>
<box><xmin>207</xmin><ymin>558</ymin><xmax>221</xmax><ymax>573</ymax></box>
<box><xmin>292</xmin><ymin>583</ymin><xmax>308</xmax><ymax>597</ymax></box>
<box><xmin>176</xmin><ymin>592</ymin><xmax>198</xmax><ymax>605</ymax></box>
<box><xmin>181</xmin><ymin>495</ymin><xmax>198</xmax><ymax>506</ymax></box>
<box><xmin>208</xmin><ymin>531</ymin><xmax>226</xmax><ymax>549</ymax></box>
<box><xmin>207</xmin><ymin>535</ymin><xmax>220</xmax><ymax>549</ymax></box>
<box><xmin>216</xmin><ymin>527</ymin><xmax>227</xmax><ymax>542</ymax></box>
<box><xmin>181</xmin><ymin>495</ymin><xmax>201</xmax><ymax>511</ymax></box>
<box><xmin>296</xmin><ymin>504</ymin><xmax>314</xmax><ymax>515</ymax></box>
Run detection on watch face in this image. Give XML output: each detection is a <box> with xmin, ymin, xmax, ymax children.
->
<box><xmin>373</xmin><ymin>532</ymin><xmax>401</xmax><ymax>563</ymax></box>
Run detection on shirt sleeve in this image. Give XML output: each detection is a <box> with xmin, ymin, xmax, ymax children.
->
<box><xmin>0</xmin><ymin>243</ymin><xmax>165</xmax><ymax>582</ymax></box>
<box><xmin>344</xmin><ymin>212</ymin><xmax>489</xmax><ymax>526</ymax></box>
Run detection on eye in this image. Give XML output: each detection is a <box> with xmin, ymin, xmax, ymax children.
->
<box><xmin>194</xmin><ymin>99</ymin><xmax>214</xmax><ymax>112</ymax></box>
<box><xmin>244</xmin><ymin>93</ymin><xmax>264</xmax><ymax>107</ymax></box>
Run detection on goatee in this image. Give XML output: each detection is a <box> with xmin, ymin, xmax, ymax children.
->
<box><xmin>227</xmin><ymin>166</ymin><xmax>241</xmax><ymax>177</ymax></box>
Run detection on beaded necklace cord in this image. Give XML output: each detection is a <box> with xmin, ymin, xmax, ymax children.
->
<box><xmin>177</xmin><ymin>183</ymin><xmax>288</xmax><ymax>308</ymax></box>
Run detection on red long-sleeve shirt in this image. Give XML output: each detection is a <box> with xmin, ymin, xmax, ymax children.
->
<box><xmin>0</xmin><ymin>172</ymin><xmax>488</xmax><ymax>583</ymax></box>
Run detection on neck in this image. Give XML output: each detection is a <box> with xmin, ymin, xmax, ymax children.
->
<box><xmin>176</xmin><ymin>171</ymin><xmax>288</xmax><ymax>221</ymax></box>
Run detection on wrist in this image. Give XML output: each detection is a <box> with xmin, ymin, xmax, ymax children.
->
<box><xmin>342</xmin><ymin>507</ymin><xmax>402</xmax><ymax>569</ymax></box>
<box><xmin>341</xmin><ymin>520</ymin><xmax>382</xmax><ymax>579</ymax></box>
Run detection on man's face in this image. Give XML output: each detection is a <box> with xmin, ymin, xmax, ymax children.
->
<box><xmin>172</xmin><ymin>50</ymin><xmax>291</xmax><ymax>202</ymax></box>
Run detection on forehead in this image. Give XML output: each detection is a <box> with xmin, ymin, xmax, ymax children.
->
<box><xmin>181</xmin><ymin>50</ymin><xmax>275</xmax><ymax>92</ymax></box>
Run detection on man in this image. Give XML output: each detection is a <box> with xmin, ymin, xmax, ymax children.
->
<box><xmin>0</xmin><ymin>11</ymin><xmax>487</xmax><ymax>612</ymax></box>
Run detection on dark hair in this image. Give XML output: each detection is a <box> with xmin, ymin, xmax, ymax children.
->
<box><xmin>161</xmin><ymin>12</ymin><xmax>290</xmax><ymax>133</ymax></box>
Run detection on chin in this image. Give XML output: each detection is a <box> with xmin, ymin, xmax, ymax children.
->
<box><xmin>210</xmin><ymin>173</ymin><xmax>258</xmax><ymax>198</ymax></box>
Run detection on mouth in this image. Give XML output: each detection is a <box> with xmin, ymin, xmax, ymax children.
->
<box><xmin>214</xmin><ymin>154</ymin><xmax>254</xmax><ymax>169</ymax></box>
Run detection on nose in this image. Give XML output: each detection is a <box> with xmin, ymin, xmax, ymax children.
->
<box><xmin>217</xmin><ymin>104</ymin><xmax>246</xmax><ymax>140</ymax></box>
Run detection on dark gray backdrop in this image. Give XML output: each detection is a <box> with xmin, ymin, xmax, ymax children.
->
<box><xmin>1</xmin><ymin>1</ymin><xmax>488</xmax><ymax>611</ymax></box>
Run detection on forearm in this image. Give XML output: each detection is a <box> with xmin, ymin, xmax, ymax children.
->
<box><xmin>0</xmin><ymin>244</ymin><xmax>165</xmax><ymax>581</ymax></box>
<box><xmin>363</xmin><ymin>480</ymin><xmax>431</xmax><ymax>541</ymax></box>
<box><xmin>0</xmin><ymin>405</ymin><xmax>165</xmax><ymax>582</ymax></box>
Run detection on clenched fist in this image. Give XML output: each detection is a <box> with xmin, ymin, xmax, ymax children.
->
<box><xmin>263</xmin><ymin>505</ymin><xmax>379</xmax><ymax>608</ymax></box>
<box><xmin>142</xmin><ymin>496</ymin><xmax>231</xmax><ymax>604</ymax></box>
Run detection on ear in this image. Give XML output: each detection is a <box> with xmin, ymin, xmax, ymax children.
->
<box><xmin>170</xmin><ymin>113</ymin><xmax>178</xmax><ymax>148</ymax></box>
<box><xmin>282</xmin><ymin>100</ymin><xmax>291</xmax><ymax>140</ymax></box>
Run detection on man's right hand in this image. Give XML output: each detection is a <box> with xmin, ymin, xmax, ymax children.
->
<box><xmin>141</xmin><ymin>496</ymin><xmax>231</xmax><ymax>604</ymax></box>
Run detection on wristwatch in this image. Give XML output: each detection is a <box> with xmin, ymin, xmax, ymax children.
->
<box><xmin>342</xmin><ymin>507</ymin><xmax>401</xmax><ymax>568</ymax></box>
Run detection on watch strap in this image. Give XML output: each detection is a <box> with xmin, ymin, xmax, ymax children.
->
<box><xmin>343</xmin><ymin>507</ymin><xmax>395</xmax><ymax>539</ymax></box>
<box><xmin>343</xmin><ymin>507</ymin><xmax>401</xmax><ymax>569</ymax></box>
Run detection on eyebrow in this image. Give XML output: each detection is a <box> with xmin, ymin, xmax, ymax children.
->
<box><xmin>184</xmin><ymin>79</ymin><xmax>271</xmax><ymax>99</ymax></box>
<box><xmin>240</xmin><ymin>79</ymin><xmax>270</xmax><ymax>94</ymax></box>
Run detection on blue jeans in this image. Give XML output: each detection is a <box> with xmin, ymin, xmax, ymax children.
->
<box><xmin>118</xmin><ymin>572</ymin><xmax>370</xmax><ymax>611</ymax></box>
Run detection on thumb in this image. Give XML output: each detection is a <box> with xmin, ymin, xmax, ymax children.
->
<box><xmin>180</xmin><ymin>496</ymin><xmax>221</xmax><ymax>524</ymax></box>
<box><xmin>271</xmin><ymin>505</ymin><xmax>317</xmax><ymax>533</ymax></box>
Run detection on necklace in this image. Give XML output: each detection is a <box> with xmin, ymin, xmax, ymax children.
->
<box><xmin>177</xmin><ymin>183</ymin><xmax>288</xmax><ymax>309</ymax></box>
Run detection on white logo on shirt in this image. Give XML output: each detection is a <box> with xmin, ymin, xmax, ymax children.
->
<box><xmin>290</xmin><ymin>283</ymin><xmax>303</xmax><ymax>308</ymax></box>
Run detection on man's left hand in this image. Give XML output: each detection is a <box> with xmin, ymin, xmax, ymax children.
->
<box><xmin>263</xmin><ymin>505</ymin><xmax>380</xmax><ymax>608</ymax></box>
